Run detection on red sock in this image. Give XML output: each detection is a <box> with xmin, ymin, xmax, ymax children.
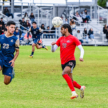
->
<box><xmin>73</xmin><ymin>81</ymin><xmax>81</xmax><ymax>89</ymax></box>
<box><xmin>63</xmin><ymin>74</ymin><xmax>75</xmax><ymax>91</ymax></box>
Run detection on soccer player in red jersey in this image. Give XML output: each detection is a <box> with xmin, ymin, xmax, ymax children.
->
<box><xmin>51</xmin><ymin>24</ymin><xmax>85</xmax><ymax>99</ymax></box>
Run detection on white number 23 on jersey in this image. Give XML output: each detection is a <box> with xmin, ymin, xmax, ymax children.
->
<box><xmin>3</xmin><ymin>43</ymin><xmax>9</xmax><ymax>49</ymax></box>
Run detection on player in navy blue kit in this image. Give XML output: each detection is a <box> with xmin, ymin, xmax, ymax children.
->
<box><xmin>29</xmin><ymin>22</ymin><xmax>48</xmax><ymax>58</ymax></box>
<box><xmin>0</xmin><ymin>21</ymin><xmax>19</xmax><ymax>85</ymax></box>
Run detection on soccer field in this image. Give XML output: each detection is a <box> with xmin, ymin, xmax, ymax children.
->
<box><xmin>0</xmin><ymin>46</ymin><xmax>108</xmax><ymax>108</ymax></box>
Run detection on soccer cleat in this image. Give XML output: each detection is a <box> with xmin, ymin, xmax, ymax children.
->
<box><xmin>29</xmin><ymin>55</ymin><xmax>33</xmax><ymax>58</ymax></box>
<box><xmin>80</xmin><ymin>86</ymin><xmax>86</xmax><ymax>98</ymax></box>
<box><xmin>70</xmin><ymin>92</ymin><xmax>78</xmax><ymax>99</ymax></box>
<box><xmin>45</xmin><ymin>46</ymin><xmax>48</xmax><ymax>50</ymax></box>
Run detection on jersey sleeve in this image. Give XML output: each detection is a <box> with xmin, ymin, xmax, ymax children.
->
<box><xmin>15</xmin><ymin>39</ymin><xmax>19</xmax><ymax>50</ymax></box>
<box><xmin>74</xmin><ymin>36</ymin><xmax>81</xmax><ymax>46</ymax></box>
<box><xmin>56</xmin><ymin>37</ymin><xmax>61</xmax><ymax>47</ymax></box>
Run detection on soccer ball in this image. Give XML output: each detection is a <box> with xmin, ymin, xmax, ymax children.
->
<box><xmin>52</xmin><ymin>17</ymin><xmax>63</xmax><ymax>28</ymax></box>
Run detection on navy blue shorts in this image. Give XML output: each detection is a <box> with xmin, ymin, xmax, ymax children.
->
<box><xmin>33</xmin><ymin>39</ymin><xmax>40</xmax><ymax>44</ymax></box>
<box><xmin>0</xmin><ymin>59</ymin><xmax>13</xmax><ymax>77</ymax></box>
<box><xmin>0</xmin><ymin>59</ymin><xmax>3</xmax><ymax>68</ymax></box>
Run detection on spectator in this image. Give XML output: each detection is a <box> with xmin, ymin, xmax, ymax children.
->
<box><xmin>29</xmin><ymin>13</ymin><xmax>35</xmax><ymax>23</ymax></box>
<box><xmin>70</xmin><ymin>20</ymin><xmax>76</xmax><ymax>30</ymax></box>
<box><xmin>14</xmin><ymin>27</ymin><xmax>20</xmax><ymax>39</ymax></box>
<box><xmin>103</xmin><ymin>24</ymin><xmax>107</xmax><ymax>34</ymax></box>
<box><xmin>24</xmin><ymin>12</ymin><xmax>28</xmax><ymax>18</ymax></box>
<box><xmin>83</xmin><ymin>28</ymin><xmax>88</xmax><ymax>38</ymax></box>
<box><xmin>84</xmin><ymin>9</ymin><xmax>91</xmax><ymax>21</ymax></box>
<box><xmin>3</xmin><ymin>7</ymin><xmax>14</xmax><ymax>18</ymax></box>
<box><xmin>24</xmin><ymin>13</ymin><xmax>30</xmax><ymax>22</ymax></box>
<box><xmin>51</xmin><ymin>26</ymin><xmax>55</xmax><ymax>33</ymax></box>
<box><xmin>74</xmin><ymin>11</ymin><xmax>82</xmax><ymax>23</ymax></box>
<box><xmin>105</xmin><ymin>27</ymin><xmax>108</xmax><ymax>41</ymax></box>
<box><xmin>61</xmin><ymin>17</ymin><xmax>65</xmax><ymax>24</ymax></box>
<box><xmin>4</xmin><ymin>24</ymin><xmax>7</xmax><ymax>32</ymax></box>
<box><xmin>0</xmin><ymin>18</ymin><xmax>5</xmax><ymax>27</ymax></box>
<box><xmin>20</xmin><ymin>18</ymin><xmax>26</xmax><ymax>26</ymax></box>
<box><xmin>80</xmin><ymin>12</ymin><xmax>88</xmax><ymax>23</ymax></box>
<box><xmin>19</xmin><ymin>18</ymin><xmax>26</xmax><ymax>37</ymax></box>
<box><xmin>76</xmin><ymin>30</ymin><xmax>83</xmax><ymax>44</ymax></box>
<box><xmin>75</xmin><ymin>11</ymin><xmax>80</xmax><ymax>17</ymax></box>
<box><xmin>70</xmin><ymin>20</ymin><xmax>76</xmax><ymax>35</ymax></box>
<box><xmin>41</xmin><ymin>24</ymin><xmax>46</xmax><ymax>38</ymax></box>
<box><xmin>25</xmin><ymin>20</ymin><xmax>31</xmax><ymax>29</ymax></box>
<box><xmin>83</xmin><ymin>28</ymin><xmax>88</xmax><ymax>43</ymax></box>
<box><xmin>51</xmin><ymin>26</ymin><xmax>56</xmax><ymax>38</ymax></box>
<box><xmin>20</xmin><ymin>18</ymin><xmax>26</xmax><ymax>30</ymax></box>
<box><xmin>45</xmin><ymin>26</ymin><xmax>51</xmax><ymax>33</ymax></box>
<box><xmin>45</xmin><ymin>26</ymin><xmax>51</xmax><ymax>38</ymax></box>
<box><xmin>41</xmin><ymin>24</ymin><xmax>45</xmax><ymax>31</ymax></box>
<box><xmin>64</xmin><ymin>18</ymin><xmax>69</xmax><ymax>24</ymax></box>
<box><xmin>0</xmin><ymin>23</ymin><xmax>4</xmax><ymax>35</ymax></box>
<box><xmin>88</xmin><ymin>28</ymin><xmax>94</xmax><ymax>41</ymax></box>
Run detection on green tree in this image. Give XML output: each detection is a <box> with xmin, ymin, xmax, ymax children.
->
<box><xmin>97</xmin><ymin>0</ymin><xmax>107</xmax><ymax>7</ymax></box>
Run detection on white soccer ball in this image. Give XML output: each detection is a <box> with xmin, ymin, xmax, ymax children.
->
<box><xmin>52</xmin><ymin>17</ymin><xmax>63</xmax><ymax>28</ymax></box>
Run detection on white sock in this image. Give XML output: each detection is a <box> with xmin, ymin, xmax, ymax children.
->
<box><xmin>72</xmin><ymin>91</ymin><xmax>76</xmax><ymax>94</ymax></box>
<box><xmin>80</xmin><ymin>86</ymin><xmax>83</xmax><ymax>91</ymax></box>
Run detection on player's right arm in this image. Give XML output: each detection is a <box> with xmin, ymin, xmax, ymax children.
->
<box><xmin>51</xmin><ymin>37</ymin><xmax>61</xmax><ymax>52</ymax></box>
<box><xmin>51</xmin><ymin>42</ymin><xmax>58</xmax><ymax>52</ymax></box>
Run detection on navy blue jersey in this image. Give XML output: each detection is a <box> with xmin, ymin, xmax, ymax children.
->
<box><xmin>0</xmin><ymin>34</ymin><xmax>19</xmax><ymax>67</ymax></box>
<box><xmin>31</xmin><ymin>27</ymin><xmax>41</xmax><ymax>39</ymax></box>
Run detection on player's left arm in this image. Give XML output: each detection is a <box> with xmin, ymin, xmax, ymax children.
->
<box><xmin>77</xmin><ymin>45</ymin><xmax>84</xmax><ymax>62</ymax></box>
<box><xmin>9</xmin><ymin>39</ymin><xmax>19</xmax><ymax>67</ymax></box>
<box><xmin>74</xmin><ymin>37</ymin><xmax>84</xmax><ymax>62</ymax></box>
<box><xmin>51</xmin><ymin>37</ymin><xmax>61</xmax><ymax>52</ymax></box>
<box><xmin>51</xmin><ymin>42</ymin><xmax>58</xmax><ymax>52</ymax></box>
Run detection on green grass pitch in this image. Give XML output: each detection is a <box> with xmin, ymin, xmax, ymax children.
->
<box><xmin>0</xmin><ymin>46</ymin><xmax>108</xmax><ymax>108</ymax></box>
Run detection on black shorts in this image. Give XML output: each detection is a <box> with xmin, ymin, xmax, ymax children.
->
<box><xmin>61</xmin><ymin>60</ymin><xmax>76</xmax><ymax>73</ymax></box>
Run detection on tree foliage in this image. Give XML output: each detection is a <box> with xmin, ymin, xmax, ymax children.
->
<box><xmin>97</xmin><ymin>0</ymin><xmax>107</xmax><ymax>7</ymax></box>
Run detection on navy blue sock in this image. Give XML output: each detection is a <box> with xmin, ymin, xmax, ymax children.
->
<box><xmin>42</xmin><ymin>46</ymin><xmax>45</xmax><ymax>48</ymax></box>
<box><xmin>31</xmin><ymin>52</ymin><xmax>34</xmax><ymax>56</ymax></box>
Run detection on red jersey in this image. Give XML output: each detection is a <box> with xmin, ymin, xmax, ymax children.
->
<box><xmin>56</xmin><ymin>35</ymin><xmax>81</xmax><ymax>64</ymax></box>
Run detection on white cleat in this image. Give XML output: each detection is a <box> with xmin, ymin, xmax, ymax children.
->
<box><xmin>80</xmin><ymin>86</ymin><xmax>86</xmax><ymax>98</ymax></box>
<box><xmin>70</xmin><ymin>92</ymin><xmax>78</xmax><ymax>99</ymax></box>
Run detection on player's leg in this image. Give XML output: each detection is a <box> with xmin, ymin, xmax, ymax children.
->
<box><xmin>30</xmin><ymin>43</ymin><xmax>36</xmax><ymax>57</ymax></box>
<box><xmin>68</xmin><ymin>73</ymin><xmax>81</xmax><ymax>89</ymax></box>
<box><xmin>35</xmin><ymin>44</ymin><xmax>42</xmax><ymax>49</ymax></box>
<box><xmin>62</xmin><ymin>66</ymin><xmax>78</xmax><ymax>99</ymax></box>
<box><xmin>35</xmin><ymin>39</ymin><xmax>48</xmax><ymax>50</ymax></box>
<box><xmin>3</xmin><ymin>67</ymin><xmax>14</xmax><ymax>85</ymax></box>
<box><xmin>36</xmin><ymin>44</ymin><xmax>48</xmax><ymax>50</ymax></box>
<box><xmin>68</xmin><ymin>70</ymin><xmax>85</xmax><ymax>98</ymax></box>
<box><xmin>4</xmin><ymin>75</ymin><xmax>11</xmax><ymax>85</ymax></box>
<box><xmin>67</xmin><ymin>60</ymin><xmax>83</xmax><ymax>90</ymax></box>
<box><xmin>0</xmin><ymin>66</ymin><xmax>2</xmax><ymax>71</ymax></box>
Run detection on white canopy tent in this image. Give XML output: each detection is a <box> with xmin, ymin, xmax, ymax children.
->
<box><xmin>14</xmin><ymin>0</ymin><xmax>93</xmax><ymax>4</ymax></box>
<box><xmin>14</xmin><ymin>0</ymin><xmax>66</xmax><ymax>4</ymax></box>
<box><xmin>67</xmin><ymin>0</ymin><xmax>92</xmax><ymax>2</ymax></box>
